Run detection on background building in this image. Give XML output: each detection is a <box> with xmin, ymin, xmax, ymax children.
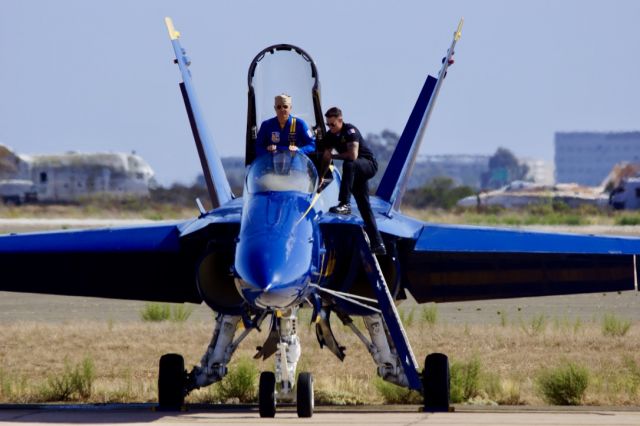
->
<box><xmin>555</xmin><ymin>132</ymin><xmax>640</xmax><ymax>186</ymax></box>
<box><xmin>415</xmin><ymin>154</ymin><xmax>490</xmax><ymax>189</ymax></box>
<box><xmin>521</xmin><ymin>157</ymin><xmax>555</xmax><ymax>186</ymax></box>
<box><xmin>0</xmin><ymin>144</ymin><xmax>155</xmax><ymax>202</ymax></box>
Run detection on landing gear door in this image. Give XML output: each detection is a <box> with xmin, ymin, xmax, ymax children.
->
<box><xmin>246</xmin><ymin>44</ymin><xmax>325</xmax><ymax>165</ymax></box>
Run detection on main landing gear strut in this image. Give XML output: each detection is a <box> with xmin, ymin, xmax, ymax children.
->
<box><xmin>353</xmin><ymin>229</ymin><xmax>451</xmax><ymax>412</ymax></box>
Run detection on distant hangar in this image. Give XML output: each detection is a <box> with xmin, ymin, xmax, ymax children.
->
<box><xmin>0</xmin><ymin>144</ymin><xmax>154</xmax><ymax>202</ymax></box>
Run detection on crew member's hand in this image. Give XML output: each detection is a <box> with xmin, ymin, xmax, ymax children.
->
<box><xmin>267</xmin><ymin>144</ymin><xmax>277</xmax><ymax>152</ymax></box>
<box><xmin>288</xmin><ymin>145</ymin><xmax>299</xmax><ymax>152</ymax></box>
<box><xmin>317</xmin><ymin>177</ymin><xmax>324</xmax><ymax>191</ymax></box>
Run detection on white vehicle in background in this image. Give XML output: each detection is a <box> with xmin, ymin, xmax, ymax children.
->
<box><xmin>0</xmin><ymin>179</ymin><xmax>37</xmax><ymax>205</ymax></box>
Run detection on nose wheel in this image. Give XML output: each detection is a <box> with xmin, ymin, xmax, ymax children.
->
<box><xmin>296</xmin><ymin>372</ymin><xmax>314</xmax><ymax>417</ymax></box>
<box><xmin>258</xmin><ymin>370</ymin><xmax>314</xmax><ymax>418</ymax></box>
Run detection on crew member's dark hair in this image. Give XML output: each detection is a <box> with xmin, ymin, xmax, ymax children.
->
<box><xmin>324</xmin><ymin>107</ymin><xmax>342</xmax><ymax>118</ymax></box>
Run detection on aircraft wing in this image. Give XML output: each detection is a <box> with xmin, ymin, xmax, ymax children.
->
<box><xmin>0</xmin><ymin>221</ymin><xmax>204</xmax><ymax>303</ymax></box>
<box><xmin>363</xmin><ymin>19</ymin><xmax>640</xmax><ymax>304</ymax></box>
<box><xmin>399</xmin><ymin>221</ymin><xmax>640</xmax><ymax>303</ymax></box>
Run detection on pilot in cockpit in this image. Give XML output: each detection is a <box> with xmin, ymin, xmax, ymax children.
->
<box><xmin>255</xmin><ymin>94</ymin><xmax>316</xmax><ymax>157</ymax></box>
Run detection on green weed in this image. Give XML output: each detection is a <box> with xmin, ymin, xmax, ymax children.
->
<box><xmin>315</xmin><ymin>375</ymin><xmax>368</xmax><ymax>405</ymax></box>
<box><xmin>140</xmin><ymin>303</ymin><xmax>170</xmax><ymax>322</ymax></box>
<box><xmin>602</xmin><ymin>313</ymin><xmax>631</xmax><ymax>337</ymax></box>
<box><xmin>615</xmin><ymin>215</ymin><xmax>640</xmax><ymax>226</ymax></box>
<box><xmin>422</xmin><ymin>304</ymin><xmax>438</xmax><ymax>326</ymax></box>
<box><xmin>536</xmin><ymin>361</ymin><xmax>589</xmax><ymax>405</ymax></box>
<box><xmin>315</xmin><ymin>388</ymin><xmax>365</xmax><ymax>405</ymax></box>
<box><xmin>3</xmin><ymin>375</ymin><xmax>30</xmax><ymax>403</ymax></box>
<box><xmin>450</xmin><ymin>357</ymin><xmax>482</xmax><ymax>403</ymax></box>
<box><xmin>41</xmin><ymin>357</ymin><xmax>95</xmax><ymax>401</ymax></box>
<box><xmin>496</xmin><ymin>378</ymin><xmax>524</xmax><ymax>405</ymax></box>
<box><xmin>373</xmin><ymin>377</ymin><xmax>422</xmax><ymax>404</ymax></box>
<box><xmin>498</xmin><ymin>311</ymin><xmax>508</xmax><ymax>327</ymax></box>
<box><xmin>481</xmin><ymin>371</ymin><xmax>525</xmax><ymax>405</ymax></box>
<box><xmin>170</xmin><ymin>304</ymin><xmax>194</xmax><ymax>323</ymax></box>
<box><xmin>573</xmin><ymin>317</ymin><xmax>583</xmax><ymax>334</ymax></box>
<box><xmin>0</xmin><ymin>368</ymin><xmax>10</xmax><ymax>398</ymax></box>
<box><xmin>216</xmin><ymin>357</ymin><xmax>258</xmax><ymax>403</ymax></box>
<box><xmin>399</xmin><ymin>308</ymin><xmax>415</xmax><ymax>327</ymax></box>
<box><xmin>521</xmin><ymin>314</ymin><xmax>547</xmax><ymax>336</ymax></box>
<box><xmin>623</xmin><ymin>356</ymin><xmax>640</xmax><ymax>396</ymax></box>
<box><xmin>140</xmin><ymin>303</ymin><xmax>193</xmax><ymax>322</ymax></box>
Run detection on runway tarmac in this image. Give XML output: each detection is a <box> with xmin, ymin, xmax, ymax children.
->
<box><xmin>0</xmin><ymin>405</ymin><xmax>639</xmax><ymax>426</ymax></box>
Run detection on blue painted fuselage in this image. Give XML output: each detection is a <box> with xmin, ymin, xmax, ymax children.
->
<box><xmin>233</xmin><ymin>152</ymin><xmax>324</xmax><ymax>310</ymax></box>
<box><xmin>234</xmin><ymin>191</ymin><xmax>321</xmax><ymax>309</ymax></box>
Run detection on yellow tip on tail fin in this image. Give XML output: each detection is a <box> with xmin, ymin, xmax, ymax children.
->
<box><xmin>164</xmin><ymin>17</ymin><xmax>181</xmax><ymax>40</ymax></box>
<box><xmin>455</xmin><ymin>17</ymin><xmax>464</xmax><ymax>41</ymax></box>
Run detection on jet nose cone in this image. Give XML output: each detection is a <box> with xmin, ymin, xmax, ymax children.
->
<box><xmin>234</xmin><ymin>237</ymin><xmax>312</xmax><ymax>309</ymax></box>
<box><xmin>236</xmin><ymin>248</ymin><xmax>281</xmax><ymax>289</ymax></box>
<box><xmin>235</xmin><ymin>268</ymin><xmax>300</xmax><ymax>310</ymax></box>
<box><xmin>234</xmin><ymin>200</ymin><xmax>316</xmax><ymax>310</ymax></box>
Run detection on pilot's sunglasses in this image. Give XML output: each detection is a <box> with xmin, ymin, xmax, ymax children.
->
<box><xmin>326</xmin><ymin>122</ymin><xmax>337</xmax><ymax>127</ymax></box>
<box><xmin>276</xmin><ymin>105</ymin><xmax>290</xmax><ymax>109</ymax></box>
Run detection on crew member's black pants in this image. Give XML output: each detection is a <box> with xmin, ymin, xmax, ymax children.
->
<box><xmin>339</xmin><ymin>157</ymin><xmax>384</xmax><ymax>246</ymax></box>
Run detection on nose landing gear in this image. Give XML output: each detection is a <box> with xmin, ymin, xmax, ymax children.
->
<box><xmin>258</xmin><ymin>370</ymin><xmax>314</xmax><ymax>418</ymax></box>
<box><xmin>258</xmin><ymin>308</ymin><xmax>314</xmax><ymax>418</ymax></box>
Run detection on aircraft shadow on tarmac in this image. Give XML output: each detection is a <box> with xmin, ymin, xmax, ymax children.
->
<box><xmin>0</xmin><ymin>403</ymin><xmax>265</xmax><ymax>423</ymax></box>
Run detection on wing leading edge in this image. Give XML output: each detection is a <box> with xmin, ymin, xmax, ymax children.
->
<box><xmin>402</xmin><ymin>223</ymin><xmax>640</xmax><ymax>303</ymax></box>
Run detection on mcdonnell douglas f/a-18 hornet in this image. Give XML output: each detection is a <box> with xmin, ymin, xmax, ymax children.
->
<box><xmin>2</xmin><ymin>18</ymin><xmax>640</xmax><ymax>418</ymax></box>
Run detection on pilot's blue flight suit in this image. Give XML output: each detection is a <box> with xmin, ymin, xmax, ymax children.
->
<box><xmin>256</xmin><ymin>115</ymin><xmax>316</xmax><ymax>157</ymax></box>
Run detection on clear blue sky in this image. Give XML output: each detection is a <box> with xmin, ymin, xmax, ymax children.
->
<box><xmin>1</xmin><ymin>0</ymin><xmax>638</xmax><ymax>185</ymax></box>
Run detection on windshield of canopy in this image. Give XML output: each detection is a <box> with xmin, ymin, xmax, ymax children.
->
<box><xmin>250</xmin><ymin>47</ymin><xmax>318</xmax><ymax>131</ymax></box>
<box><xmin>246</xmin><ymin>152</ymin><xmax>318</xmax><ymax>194</ymax></box>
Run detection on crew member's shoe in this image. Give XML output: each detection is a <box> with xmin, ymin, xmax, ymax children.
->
<box><xmin>329</xmin><ymin>203</ymin><xmax>351</xmax><ymax>215</ymax></box>
<box><xmin>371</xmin><ymin>243</ymin><xmax>387</xmax><ymax>256</ymax></box>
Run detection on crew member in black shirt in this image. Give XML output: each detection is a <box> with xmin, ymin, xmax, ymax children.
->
<box><xmin>319</xmin><ymin>107</ymin><xmax>386</xmax><ymax>255</ymax></box>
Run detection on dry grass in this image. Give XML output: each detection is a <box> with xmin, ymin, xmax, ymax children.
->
<box><xmin>0</xmin><ymin>316</ymin><xmax>639</xmax><ymax>405</ymax></box>
<box><xmin>1</xmin><ymin>204</ymin><xmax>639</xmax><ymax>227</ymax></box>
<box><xmin>403</xmin><ymin>207</ymin><xmax>640</xmax><ymax>229</ymax></box>
<box><xmin>0</xmin><ymin>202</ymin><xmax>196</xmax><ymax>221</ymax></box>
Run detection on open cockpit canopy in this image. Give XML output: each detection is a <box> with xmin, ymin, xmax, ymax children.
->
<box><xmin>245</xmin><ymin>44</ymin><xmax>325</xmax><ymax>165</ymax></box>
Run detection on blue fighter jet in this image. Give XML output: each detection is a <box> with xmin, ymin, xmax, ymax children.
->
<box><xmin>1</xmin><ymin>18</ymin><xmax>640</xmax><ymax>417</ymax></box>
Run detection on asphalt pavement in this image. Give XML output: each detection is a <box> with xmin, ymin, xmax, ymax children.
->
<box><xmin>1</xmin><ymin>405</ymin><xmax>639</xmax><ymax>426</ymax></box>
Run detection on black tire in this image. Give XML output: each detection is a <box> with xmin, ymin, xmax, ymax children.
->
<box><xmin>158</xmin><ymin>353</ymin><xmax>185</xmax><ymax>410</ymax></box>
<box><xmin>259</xmin><ymin>371</ymin><xmax>276</xmax><ymax>418</ymax></box>
<box><xmin>296</xmin><ymin>372</ymin><xmax>314</xmax><ymax>418</ymax></box>
<box><xmin>423</xmin><ymin>353</ymin><xmax>450</xmax><ymax>412</ymax></box>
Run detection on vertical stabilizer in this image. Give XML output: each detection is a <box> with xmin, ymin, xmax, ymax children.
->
<box><xmin>376</xmin><ymin>19</ymin><xmax>463</xmax><ymax>213</ymax></box>
<box><xmin>165</xmin><ymin>18</ymin><xmax>234</xmax><ymax>208</ymax></box>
